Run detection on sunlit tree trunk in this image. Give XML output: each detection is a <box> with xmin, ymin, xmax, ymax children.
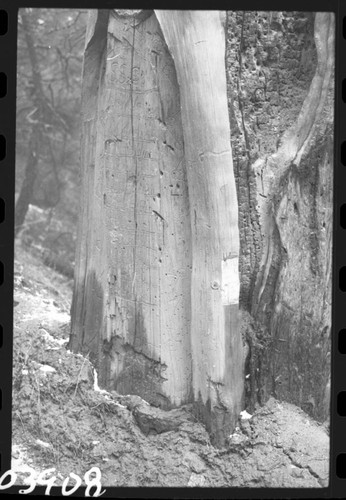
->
<box><xmin>155</xmin><ymin>10</ymin><xmax>243</xmax><ymax>445</ymax></box>
<box><xmin>70</xmin><ymin>9</ymin><xmax>244</xmax><ymax>446</ymax></box>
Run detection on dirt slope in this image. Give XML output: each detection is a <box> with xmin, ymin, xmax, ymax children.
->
<box><xmin>12</xmin><ymin>243</ymin><xmax>329</xmax><ymax>488</ymax></box>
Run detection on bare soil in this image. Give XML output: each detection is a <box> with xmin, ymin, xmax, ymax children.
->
<box><xmin>12</xmin><ymin>243</ymin><xmax>329</xmax><ymax>489</ymax></box>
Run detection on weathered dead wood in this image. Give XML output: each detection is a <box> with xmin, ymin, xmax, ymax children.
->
<box><xmin>156</xmin><ymin>10</ymin><xmax>244</xmax><ymax>446</ymax></box>
<box><xmin>71</xmin><ymin>9</ymin><xmax>244</xmax><ymax>447</ymax></box>
<box><xmin>71</xmin><ymin>10</ymin><xmax>193</xmax><ymax>410</ymax></box>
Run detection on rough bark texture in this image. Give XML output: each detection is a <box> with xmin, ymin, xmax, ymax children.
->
<box><xmin>227</xmin><ymin>11</ymin><xmax>334</xmax><ymax>421</ymax></box>
<box><xmin>71</xmin><ymin>9</ymin><xmax>244</xmax><ymax>447</ymax></box>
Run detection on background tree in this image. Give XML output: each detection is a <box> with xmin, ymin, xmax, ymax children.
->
<box><xmin>16</xmin><ymin>8</ymin><xmax>87</xmax><ymax>275</ymax></box>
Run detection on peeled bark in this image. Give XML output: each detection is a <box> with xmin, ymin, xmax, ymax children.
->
<box><xmin>156</xmin><ymin>10</ymin><xmax>243</xmax><ymax>446</ymax></box>
<box><xmin>71</xmin><ymin>10</ymin><xmax>193</xmax><ymax>408</ymax></box>
<box><xmin>70</xmin><ymin>9</ymin><xmax>244</xmax><ymax>447</ymax></box>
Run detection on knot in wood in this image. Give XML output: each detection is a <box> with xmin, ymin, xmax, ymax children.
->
<box><xmin>211</xmin><ymin>280</ymin><xmax>220</xmax><ymax>290</ymax></box>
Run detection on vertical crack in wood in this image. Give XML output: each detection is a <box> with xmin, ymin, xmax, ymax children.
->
<box><xmin>129</xmin><ymin>16</ymin><xmax>139</xmax><ymax>347</ymax></box>
<box><xmin>231</xmin><ymin>10</ymin><xmax>262</xmax><ymax>309</ymax></box>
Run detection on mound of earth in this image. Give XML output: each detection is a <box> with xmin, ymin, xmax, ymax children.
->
<box><xmin>12</xmin><ymin>243</ymin><xmax>329</xmax><ymax>488</ymax></box>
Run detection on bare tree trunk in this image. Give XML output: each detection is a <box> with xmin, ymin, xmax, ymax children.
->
<box><xmin>156</xmin><ymin>10</ymin><xmax>243</xmax><ymax>446</ymax></box>
<box><xmin>70</xmin><ymin>9</ymin><xmax>193</xmax><ymax>409</ymax></box>
<box><xmin>15</xmin><ymin>10</ymin><xmax>44</xmax><ymax>235</ymax></box>
<box><xmin>70</xmin><ymin>9</ymin><xmax>244</xmax><ymax>446</ymax></box>
<box><xmin>15</xmin><ymin>130</ymin><xmax>39</xmax><ymax>236</ymax></box>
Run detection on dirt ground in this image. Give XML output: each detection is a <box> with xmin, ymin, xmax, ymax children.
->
<box><xmin>11</xmin><ymin>243</ymin><xmax>330</xmax><ymax>489</ymax></box>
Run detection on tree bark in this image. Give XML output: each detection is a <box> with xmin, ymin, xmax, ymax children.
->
<box><xmin>229</xmin><ymin>12</ymin><xmax>334</xmax><ymax>420</ymax></box>
<box><xmin>70</xmin><ymin>9</ymin><xmax>244</xmax><ymax>447</ymax></box>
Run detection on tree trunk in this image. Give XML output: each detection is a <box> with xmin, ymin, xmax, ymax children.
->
<box><xmin>16</xmin><ymin>9</ymin><xmax>50</xmax><ymax>234</ymax></box>
<box><xmin>70</xmin><ymin>9</ymin><xmax>334</xmax><ymax>448</ymax></box>
<box><xmin>15</xmin><ymin>130</ymin><xmax>39</xmax><ymax>236</ymax></box>
<box><xmin>15</xmin><ymin>10</ymin><xmax>43</xmax><ymax>235</ymax></box>
<box><xmin>155</xmin><ymin>10</ymin><xmax>243</xmax><ymax>446</ymax></box>
<box><xmin>70</xmin><ymin>9</ymin><xmax>244</xmax><ymax>447</ymax></box>
<box><xmin>227</xmin><ymin>12</ymin><xmax>334</xmax><ymax>421</ymax></box>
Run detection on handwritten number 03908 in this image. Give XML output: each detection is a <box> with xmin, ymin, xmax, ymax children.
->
<box><xmin>0</xmin><ymin>467</ymin><xmax>106</xmax><ymax>496</ymax></box>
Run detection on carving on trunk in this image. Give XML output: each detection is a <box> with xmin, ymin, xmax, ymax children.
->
<box><xmin>71</xmin><ymin>9</ymin><xmax>244</xmax><ymax>447</ymax></box>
